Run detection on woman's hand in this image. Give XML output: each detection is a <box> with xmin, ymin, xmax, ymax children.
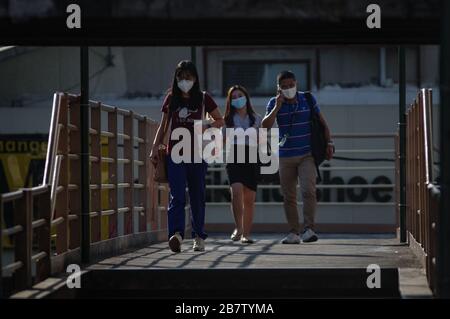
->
<box><xmin>149</xmin><ymin>144</ymin><xmax>165</xmax><ymax>166</ymax></box>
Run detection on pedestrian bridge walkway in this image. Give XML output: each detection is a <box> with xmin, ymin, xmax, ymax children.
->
<box><xmin>0</xmin><ymin>90</ymin><xmax>441</xmax><ymax>299</ymax></box>
<box><xmin>88</xmin><ymin>234</ymin><xmax>417</xmax><ymax>270</ymax></box>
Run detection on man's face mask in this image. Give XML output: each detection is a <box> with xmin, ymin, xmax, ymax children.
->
<box><xmin>177</xmin><ymin>79</ymin><xmax>194</xmax><ymax>93</ymax></box>
<box><xmin>280</xmin><ymin>86</ymin><xmax>297</xmax><ymax>99</ymax></box>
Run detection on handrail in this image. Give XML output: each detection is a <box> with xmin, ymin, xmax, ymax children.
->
<box><xmin>1</xmin><ymin>91</ymin><xmax>166</xmax><ymax>298</ymax></box>
<box><xmin>400</xmin><ymin>88</ymin><xmax>439</xmax><ymax>295</ymax></box>
<box><xmin>421</xmin><ymin>88</ymin><xmax>434</xmax><ymax>185</ymax></box>
<box><xmin>43</xmin><ymin>93</ymin><xmax>61</xmax><ymax>186</ymax></box>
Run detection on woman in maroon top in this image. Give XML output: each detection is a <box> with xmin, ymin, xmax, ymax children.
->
<box><xmin>150</xmin><ymin>60</ymin><xmax>224</xmax><ymax>253</ymax></box>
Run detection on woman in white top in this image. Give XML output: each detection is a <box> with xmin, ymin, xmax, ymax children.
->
<box><xmin>223</xmin><ymin>85</ymin><xmax>262</xmax><ymax>244</ymax></box>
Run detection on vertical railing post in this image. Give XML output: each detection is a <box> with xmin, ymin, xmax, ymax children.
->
<box><xmin>416</xmin><ymin>102</ymin><xmax>421</xmax><ymax>242</ymax></box>
<box><xmin>405</xmin><ymin>110</ymin><xmax>408</xmax><ymax>236</ymax></box>
<box><xmin>91</xmin><ymin>102</ymin><xmax>102</xmax><ymax>242</ymax></box>
<box><xmin>148</xmin><ymin>122</ymin><xmax>158</xmax><ymax>231</ymax></box>
<box><xmin>36</xmin><ymin>186</ymin><xmax>51</xmax><ymax>282</ymax></box>
<box><xmin>108</xmin><ymin>108</ymin><xmax>118</xmax><ymax>238</ymax></box>
<box><xmin>55</xmin><ymin>94</ymin><xmax>69</xmax><ymax>254</ymax></box>
<box><xmin>138</xmin><ymin>118</ymin><xmax>148</xmax><ymax>232</ymax></box>
<box><xmin>69</xmin><ymin>96</ymin><xmax>81</xmax><ymax>249</ymax></box>
<box><xmin>418</xmin><ymin>94</ymin><xmax>426</xmax><ymax>246</ymax></box>
<box><xmin>80</xmin><ymin>46</ymin><xmax>91</xmax><ymax>263</ymax></box>
<box><xmin>14</xmin><ymin>190</ymin><xmax>32</xmax><ymax>290</ymax></box>
<box><xmin>395</xmin><ymin>134</ymin><xmax>400</xmax><ymax>231</ymax></box>
<box><xmin>398</xmin><ymin>46</ymin><xmax>407</xmax><ymax>243</ymax></box>
<box><xmin>124</xmin><ymin>112</ymin><xmax>134</xmax><ymax>235</ymax></box>
<box><xmin>413</xmin><ymin>101</ymin><xmax>418</xmax><ymax>241</ymax></box>
<box><xmin>160</xmin><ymin>186</ymin><xmax>169</xmax><ymax>240</ymax></box>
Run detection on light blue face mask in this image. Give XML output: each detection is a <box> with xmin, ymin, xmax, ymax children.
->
<box><xmin>231</xmin><ymin>96</ymin><xmax>247</xmax><ymax>109</ymax></box>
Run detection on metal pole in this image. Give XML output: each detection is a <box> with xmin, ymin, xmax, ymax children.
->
<box><xmin>438</xmin><ymin>0</ymin><xmax>450</xmax><ymax>298</ymax></box>
<box><xmin>398</xmin><ymin>46</ymin><xmax>407</xmax><ymax>243</ymax></box>
<box><xmin>191</xmin><ymin>46</ymin><xmax>196</xmax><ymax>65</ymax></box>
<box><xmin>80</xmin><ymin>47</ymin><xmax>90</xmax><ymax>263</ymax></box>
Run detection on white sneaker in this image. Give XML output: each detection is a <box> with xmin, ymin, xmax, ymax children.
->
<box><xmin>302</xmin><ymin>228</ymin><xmax>318</xmax><ymax>243</ymax></box>
<box><xmin>193</xmin><ymin>236</ymin><xmax>205</xmax><ymax>251</ymax></box>
<box><xmin>281</xmin><ymin>232</ymin><xmax>301</xmax><ymax>244</ymax></box>
<box><xmin>168</xmin><ymin>232</ymin><xmax>182</xmax><ymax>252</ymax></box>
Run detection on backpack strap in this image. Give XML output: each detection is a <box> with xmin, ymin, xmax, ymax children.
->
<box><xmin>304</xmin><ymin>91</ymin><xmax>315</xmax><ymax>116</ymax></box>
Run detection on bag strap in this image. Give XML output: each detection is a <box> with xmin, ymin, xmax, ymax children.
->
<box><xmin>202</xmin><ymin>91</ymin><xmax>206</xmax><ymax>121</ymax></box>
<box><xmin>304</xmin><ymin>91</ymin><xmax>315</xmax><ymax>119</ymax></box>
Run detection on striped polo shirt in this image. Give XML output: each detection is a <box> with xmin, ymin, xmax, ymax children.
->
<box><xmin>265</xmin><ymin>91</ymin><xmax>320</xmax><ymax>158</ymax></box>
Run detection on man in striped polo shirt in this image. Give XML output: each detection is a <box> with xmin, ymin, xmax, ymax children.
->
<box><xmin>262</xmin><ymin>70</ymin><xmax>334</xmax><ymax>244</ymax></box>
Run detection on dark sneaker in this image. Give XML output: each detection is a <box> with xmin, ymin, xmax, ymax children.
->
<box><xmin>169</xmin><ymin>232</ymin><xmax>182</xmax><ymax>252</ymax></box>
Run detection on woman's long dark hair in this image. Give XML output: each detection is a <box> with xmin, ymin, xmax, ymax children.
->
<box><xmin>224</xmin><ymin>85</ymin><xmax>256</xmax><ymax>128</ymax></box>
<box><xmin>168</xmin><ymin>60</ymin><xmax>203</xmax><ymax>112</ymax></box>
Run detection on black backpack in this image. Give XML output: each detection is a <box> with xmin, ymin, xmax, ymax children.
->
<box><xmin>304</xmin><ymin>92</ymin><xmax>329</xmax><ymax>183</ymax></box>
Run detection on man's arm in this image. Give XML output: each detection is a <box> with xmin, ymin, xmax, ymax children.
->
<box><xmin>319</xmin><ymin>112</ymin><xmax>331</xmax><ymax>142</ymax></box>
<box><xmin>318</xmin><ymin>112</ymin><xmax>334</xmax><ymax>160</ymax></box>
<box><xmin>261</xmin><ymin>94</ymin><xmax>284</xmax><ymax>128</ymax></box>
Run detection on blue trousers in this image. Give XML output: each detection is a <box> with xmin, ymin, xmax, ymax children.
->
<box><xmin>167</xmin><ymin>156</ymin><xmax>208</xmax><ymax>240</ymax></box>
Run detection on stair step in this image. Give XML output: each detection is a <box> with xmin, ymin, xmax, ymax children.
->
<box><xmin>71</xmin><ymin>268</ymin><xmax>400</xmax><ymax>298</ymax></box>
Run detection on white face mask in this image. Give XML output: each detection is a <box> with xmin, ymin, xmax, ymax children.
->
<box><xmin>281</xmin><ymin>86</ymin><xmax>297</xmax><ymax>99</ymax></box>
<box><xmin>177</xmin><ymin>79</ymin><xmax>194</xmax><ymax>93</ymax></box>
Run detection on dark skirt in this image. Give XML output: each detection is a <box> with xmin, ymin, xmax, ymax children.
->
<box><xmin>225</xmin><ymin>144</ymin><xmax>260</xmax><ymax>192</ymax></box>
<box><xmin>226</xmin><ymin>162</ymin><xmax>260</xmax><ymax>192</ymax></box>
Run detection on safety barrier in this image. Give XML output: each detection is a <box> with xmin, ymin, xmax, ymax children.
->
<box><xmin>401</xmin><ymin>88</ymin><xmax>439</xmax><ymax>293</ymax></box>
<box><xmin>1</xmin><ymin>92</ymin><xmax>168</xmax><ymax>297</ymax></box>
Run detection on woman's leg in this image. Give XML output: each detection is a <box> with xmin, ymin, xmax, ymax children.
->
<box><xmin>167</xmin><ymin>156</ymin><xmax>187</xmax><ymax>239</ymax></box>
<box><xmin>230</xmin><ymin>183</ymin><xmax>244</xmax><ymax>235</ymax></box>
<box><xmin>186</xmin><ymin>161</ymin><xmax>208</xmax><ymax>240</ymax></box>
<box><xmin>242</xmin><ymin>186</ymin><xmax>256</xmax><ymax>238</ymax></box>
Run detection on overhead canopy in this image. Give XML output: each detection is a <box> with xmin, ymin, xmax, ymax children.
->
<box><xmin>0</xmin><ymin>0</ymin><xmax>441</xmax><ymax>45</ymax></box>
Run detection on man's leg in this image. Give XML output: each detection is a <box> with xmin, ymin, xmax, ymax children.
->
<box><xmin>279</xmin><ymin>156</ymin><xmax>301</xmax><ymax>234</ymax></box>
<box><xmin>298</xmin><ymin>154</ymin><xmax>318</xmax><ymax>233</ymax></box>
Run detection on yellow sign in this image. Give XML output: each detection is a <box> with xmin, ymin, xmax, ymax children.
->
<box><xmin>1</xmin><ymin>135</ymin><xmax>48</xmax><ymax>248</ymax></box>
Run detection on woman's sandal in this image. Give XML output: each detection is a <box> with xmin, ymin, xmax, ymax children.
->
<box><xmin>241</xmin><ymin>236</ymin><xmax>255</xmax><ymax>244</ymax></box>
<box><xmin>230</xmin><ymin>229</ymin><xmax>242</xmax><ymax>241</ymax></box>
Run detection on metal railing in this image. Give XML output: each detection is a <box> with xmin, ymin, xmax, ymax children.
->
<box><xmin>400</xmin><ymin>88</ymin><xmax>440</xmax><ymax>293</ymax></box>
<box><xmin>1</xmin><ymin>92</ymin><xmax>168</xmax><ymax>297</ymax></box>
<box><xmin>206</xmin><ymin>133</ymin><xmax>397</xmax><ymax>207</ymax></box>
<box><xmin>0</xmin><ymin>185</ymin><xmax>51</xmax><ymax>294</ymax></box>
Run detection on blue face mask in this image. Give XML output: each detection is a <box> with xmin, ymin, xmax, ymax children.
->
<box><xmin>231</xmin><ymin>96</ymin><xmax>247</xmax><ymax>109</ymax></box>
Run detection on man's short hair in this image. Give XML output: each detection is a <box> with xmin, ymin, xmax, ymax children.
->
<box><xmin>277</xmin><ymin>70</ymin><xmax>296</xmax><ymax>84</ymax></box>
